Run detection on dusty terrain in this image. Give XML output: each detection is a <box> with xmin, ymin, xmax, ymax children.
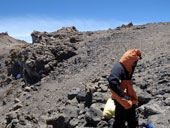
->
<box><xmin>0</xmin><ymin>22</ymin><xmax>170</xmax><ymax>128</ymax></box>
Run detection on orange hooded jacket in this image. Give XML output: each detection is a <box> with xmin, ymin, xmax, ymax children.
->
<box><xmin>109</xmin><ymin>49</ymin><xmax>141</xmax><ymax>109</ymax></box>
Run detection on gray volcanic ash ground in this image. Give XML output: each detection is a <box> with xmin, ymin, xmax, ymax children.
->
<box><xmin>0</xmin><ymin>22</ymin><xmax>170</xmax><ymax>128</ymax></box>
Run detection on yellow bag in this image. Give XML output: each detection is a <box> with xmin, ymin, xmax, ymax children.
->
<box><xmin>102</xmin><ymin>98</ymin><xmax>116</xmax><ymax>119</ymax></box>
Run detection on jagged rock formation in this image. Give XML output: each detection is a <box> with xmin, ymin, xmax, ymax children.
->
<box><xmin>116</xmin><ymin>22</ymin><xmax>134</xmax><ymax>30</ymax></box>
<box><xmin>5</xmin><ymin>27</ymin><xmax>79</xmax><ymax>84</ymax></box>
<box><xmin>0</xmin><ymin>22</ymin><xmax>170</xmax><ymax>128</ymax></box>
<box><xmin>0</xmin><ymin>33</ymin><xmax>28</xmax><ymax>87</ymax></box>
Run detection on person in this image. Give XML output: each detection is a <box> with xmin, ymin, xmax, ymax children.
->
<box><xmin>108</xmin><ymin>49</ymin><xmax>142</xmax><ymax>128</ymax></box>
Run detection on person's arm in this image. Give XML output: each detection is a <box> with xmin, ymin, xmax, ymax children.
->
<box><xmin>108</xmin><ymin>63</ymin><xmax>133</xmax><ymax>109</ymax></box>
<box><xmin>108</xmin><ymin>63</ymin><xmax>129</xmax><ymax>100</ymax></box>
<box><xmin>110</xmin><ymin>89</ymin><xmax>133</xmax><ymax>109</ymax></box>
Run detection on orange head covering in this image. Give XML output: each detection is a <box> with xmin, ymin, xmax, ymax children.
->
<box><xmin>120</xmin><ymin>49</ymin><xmax>141</xmax><ymax>75</ymax></box>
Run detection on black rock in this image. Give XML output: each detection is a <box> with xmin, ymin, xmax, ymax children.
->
<box><xmin>76</xmin><ymin>91</ymin><xmax>87</xmax><ymax>102</ymax></box>
<box><xmin>85</xmin><ymin>106</ymin><xmax>102</xmax><ymax>127</ymax></box>
<box><xmin>46</xmin><ymin>114</ymin><xmax>70</xmax><ymax>128</ymax></box>
<box><xmin>67</xmin><ymin>88</ymin><xmax>80</xmax><ymax>100</ymax></box>
<box><xmin>85</xmin><ymin>91</ymin><xmax>93</xmax><ymax>108</ymax></box>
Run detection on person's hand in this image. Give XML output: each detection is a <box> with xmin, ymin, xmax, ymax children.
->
<box><xmin>126</xmin><ymin>100</ymin><xmax>133</xmax><ymax>109</ymax></box>
<box><xmin>119</xmin><ymin>99</ymin><xmax>133</xmax><ymax>109</ymax></box>
<box><xmin>132</xmin><ymin>100</ymin><xmax>138</xmax><ymax>106</ymax></box>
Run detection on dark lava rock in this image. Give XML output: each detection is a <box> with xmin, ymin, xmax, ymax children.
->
<box><xmin>76</xmin><ymin>91</ymin><xmax>87</xmax><ymax>102</ymax></box>
<box><xmin>85</xmin><ymin>106</ymin><xmax>103</xmax><ymax>127</ymax></box>
<box><xmin>67</xmin><ymin>88</ymin><xmax>80</xmax><ymax>100</ymax></box>
<box><xmin>46</xmin><ymin>114</ymin><xmax>70</xmax><ymax>128</ymax></box>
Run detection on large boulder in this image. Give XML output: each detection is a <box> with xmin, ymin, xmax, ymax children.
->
<box><xmin>46</xmin><ymin>114</ymin><xmax>70</xmax><ymax>128</ymax></box>
<box><xmin>85</xmin><ymin>106</ymin><xmax>103</xmax><ymax>127</ymax></box>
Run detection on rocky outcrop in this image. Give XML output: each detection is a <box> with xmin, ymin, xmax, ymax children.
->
<box><xmin>31</xmin><ymin>26</ymin><xmax>79</xmax><ymax>44</ymax></box>
<box><xmin>0</xmin><ymin>33</ymin><xmax>28</xmax><ymax>87</ymax></box>
<box><xmin>116</xmin><ymin>22</ymin><xmax>134</xmax><ymax>30</ymax></box>
<box><xmin>0</xmin><ymin>32</ymin><xmax>8</xmax><ymax>36</ymax></box>
<box><xmin>5</xmin><ymin>27</ymin><xmax>81</xmax><ymax>84</ymax></box>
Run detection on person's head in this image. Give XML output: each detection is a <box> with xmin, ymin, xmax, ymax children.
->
<box><xmin>120</xmin><ymin>49</ymin><xmax>142</xmax><ymax>76</ymax></box>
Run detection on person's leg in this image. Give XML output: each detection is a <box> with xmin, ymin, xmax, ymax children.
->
<box><xmin>113</xmin><ymin>102</ymin><xmax>127</xmax><ymax>128</ymax></box>
<box><xmin>127</xmin><ymin>105</ymin><xmax>138</xmax><ymax>128</ymax></box>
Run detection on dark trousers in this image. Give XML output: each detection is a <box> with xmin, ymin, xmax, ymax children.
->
<box><xmin>113</xmin><ymin>101</ymin><xmax>138</xmax><ymax>128</ymax></box>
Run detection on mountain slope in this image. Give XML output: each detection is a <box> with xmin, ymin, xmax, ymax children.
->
<box><xmin>0</xmin><ymin>23</ymin><xmax>170</xmax><ymax>128</ymax></box>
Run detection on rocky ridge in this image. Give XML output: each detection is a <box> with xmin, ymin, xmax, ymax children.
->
<box><xmin>0</xmin><ymin>23</ymin><xmax>170</xmax><ymax>128</ymax></box>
